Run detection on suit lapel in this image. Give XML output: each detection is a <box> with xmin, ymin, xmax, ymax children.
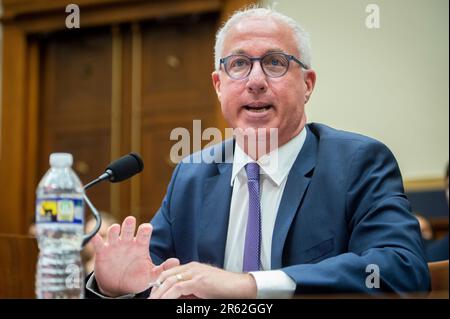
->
<box><xmin>271</xmin><ymin>126</ymin><xmax>317</xmax><ymax>269</ymax></box>
<box><xmin>197</xmin><ymin>141</ymin><xmax>233</xmax><ymax>268</ymax></box>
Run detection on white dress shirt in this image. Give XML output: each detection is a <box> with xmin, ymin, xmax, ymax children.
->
<box><xmin>224</xmin><ymin>128</ymin><xmax>307</xmax><ymax>298</ymax></box>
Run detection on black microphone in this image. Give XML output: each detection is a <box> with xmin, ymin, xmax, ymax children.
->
<box><xmin>84</xmin><ymin>152</ymin><xmax>144</xmax><ymax>189</ymax></box>
<box><xmin>81</xmin><ymin>152</ymin><xmax>144</xmax><ymax>247</ymax></box>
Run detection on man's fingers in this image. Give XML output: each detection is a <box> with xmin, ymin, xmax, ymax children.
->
<box><xmin>151</xmin><ymin>258</ymin><xmax>180</xmax><ymax>280</ymax></box>
<box><xmin>149</xmin><ymin>275</ymin><xmax>179</xmax><ymax>299</ymax></box>
<box><xmin>161</xmin><ymin>281</ymin><xmax>194</xmax><ymax>299</ymax></box>
<box><xmin>149</xmin><ymin>262</ymin><xmax>195</xmax><ymax>299</ymax></box>
<box><xmin>120</xmin><ymin>216</ymin><xmax>136</xmax><ymax>242</ymax></box>
<box><xmin>162</xmin><ymin>258</ymin><xmax>180</xmax><ymax>270</ymax></box>
<box><xmin>107</xmin><ymin>224</ymin><xmax>120</xmax><ymax>245</ymax></box>
<box><xmin>135</xmin><ymin>223</ymin><xmax>152</xmax><ymax>246</ymax></box>
<box><xmin>158</xmin><ymin>262</ymin><xmax>191</xmax><ymax>283</ymax></box>
<box><xmin>91</xmin><ymin>234</ymin><xmax>105</xmax><ymax>253</ymax></box>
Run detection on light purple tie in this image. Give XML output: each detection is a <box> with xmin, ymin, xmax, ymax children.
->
<box><xmin>243</xmin><ymin>163</ymin><xmax>261</xmax><ymax>272</ymax></box>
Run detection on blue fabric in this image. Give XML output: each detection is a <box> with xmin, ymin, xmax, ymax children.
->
<box><xmin>149</xmin><ymin>123</ymin><xmax>430</xmax><ymax>294</ymax></box>
<box><xmin>424</xmin><ymin>235</ymin><xmax>449</xmax><ymax>262</ymax></box>
<box><xmin>406</xmin><ymin>190</ymin><xmax>448</xmax><ymax>218</ymax></box>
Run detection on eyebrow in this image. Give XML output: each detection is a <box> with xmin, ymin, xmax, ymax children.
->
<box><xmin>230</xmin><ymin>48</ymin><xmax>286</xmax><ymax>55</ymax></box>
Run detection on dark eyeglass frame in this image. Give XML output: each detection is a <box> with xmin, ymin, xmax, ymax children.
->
<box><xmin>219</xmin><ymin>52</ymin><xmax>309</xmax><ymax>80</ymax></box>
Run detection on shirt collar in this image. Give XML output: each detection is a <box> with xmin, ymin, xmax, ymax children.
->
<box><xmin>230</xmin><ymin>128</ymin><xmax>307</xmax><ymax>187</ymax></box>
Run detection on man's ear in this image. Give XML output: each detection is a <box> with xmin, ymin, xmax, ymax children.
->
<box><xmin>303</xmin><ymin>70</ymin><xmax>316</xmax><ymax>103</ymax></box>
<box><xmin>212</xmin><ymin>71</ymin><xmax>221</xmax><ymax>102</ymax></box>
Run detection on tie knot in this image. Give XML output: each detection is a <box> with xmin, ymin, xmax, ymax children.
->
<box><xmin>245</xmin><ymin>163</ymin><xmax>260</xmax><ymax>181</ymax></box>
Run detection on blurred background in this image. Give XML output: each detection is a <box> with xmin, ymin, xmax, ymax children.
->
<box><xmin>0</xmin><ymin>0</ymin><xmax>447</xmax><ymax>240</ymax></box>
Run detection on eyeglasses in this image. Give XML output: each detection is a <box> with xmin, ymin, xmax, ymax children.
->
<box><xmin>219</xmin><ymin>52</ymin><xmax>309</xmax><ymax>80</ymax></box>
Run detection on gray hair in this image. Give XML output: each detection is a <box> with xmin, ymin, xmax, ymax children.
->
<box><xmin>214</xmin><ymin>6</ymin><xmax>312</xmax><ymax>71</ymax></box>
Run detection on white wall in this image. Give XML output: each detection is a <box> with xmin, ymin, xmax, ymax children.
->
<box><xmin>263</xmin><ymin>0</ymin><xmax>449</xmax><ymax>180</ymax></box>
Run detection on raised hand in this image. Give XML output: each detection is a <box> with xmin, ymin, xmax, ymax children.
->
<box><xmin>91</xmin><ymin>216</ymin><xmax>179</xmax><ymax>297</ymax></box>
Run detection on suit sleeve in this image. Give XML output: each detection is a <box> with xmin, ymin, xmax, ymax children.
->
<box><xmin>282</xmin><ymin>140</ymin><xmax>431</xmax><ymax>295</ymax></box>
<box><xmin>148</xmin><ymin>162</ymin><xmax>182</xmax><ymax>266</ymax></box>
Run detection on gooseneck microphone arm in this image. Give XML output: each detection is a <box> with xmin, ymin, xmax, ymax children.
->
<box><xmin>83</xmin><ymin>171</ymin><xmax>112</xmax><ymax>190</ymax></box>
<box><xmin>81</xmin><ymin>153</ymin><xmax>144</xmax><ymax>247</ymax></box>
<box><xmin>82</xmin><ymin>193</ymin><xmax>102</xmax><ymax>247</ymax></box>
<box><xmin>81</xmin><ymin>172</ymin><xmax>110</xmax><ymax>247</ymax></box>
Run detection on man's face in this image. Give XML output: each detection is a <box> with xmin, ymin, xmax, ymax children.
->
<box><xmin>212</xmin><ymin>17</ymin><xmax>316</xmax><ymax>147</ymax></box>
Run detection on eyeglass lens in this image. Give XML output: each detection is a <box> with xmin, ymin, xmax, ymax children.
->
<box><xmin>225</xmin><ymin>53</ymin><xmax>290</xmax><ymax>79</ymax></box>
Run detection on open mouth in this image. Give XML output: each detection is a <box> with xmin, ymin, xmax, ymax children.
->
<box><xmin>243</xmin><ymin>104</ymin><xmax>273</xmax><ymax>113</ymax></box>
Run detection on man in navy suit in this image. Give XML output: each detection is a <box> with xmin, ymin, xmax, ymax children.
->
<box><xmin>87</xmin><ymin>7</ymin><xmax>430</xmax><ymax>298</ymax></box>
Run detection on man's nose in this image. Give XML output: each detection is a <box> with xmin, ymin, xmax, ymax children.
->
<box><xmin>246</xmin><ymin>62</ymin><xmax>268</xmax><ymax>94</ymax></box>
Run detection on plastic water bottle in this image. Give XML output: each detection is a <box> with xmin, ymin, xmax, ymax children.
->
<box><xmin>35</xmin><ymin>153</ymin><xmax>85</xmax><ymax>298</ymax></box>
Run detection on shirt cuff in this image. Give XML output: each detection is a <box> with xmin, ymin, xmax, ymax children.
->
<box><xmin>86</xmin><ymin>273</ymin><xmax>136</xmax><ymax>299</ymax></box>
<box><xmin>249</xmin><ymin>270</ymin><xmax>296</xmax><ymax>299</ymax></box>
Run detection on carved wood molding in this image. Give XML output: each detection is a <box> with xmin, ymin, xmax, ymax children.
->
<box><xmin>1</xmin><ymin>0</ymin><xmax>223</xmax><ymax>33</ymax></box>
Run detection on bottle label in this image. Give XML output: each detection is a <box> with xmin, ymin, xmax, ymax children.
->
<box><xmin>36</xmin><ymin>198</ymin><xmax>84</xmax><ymax>224</ymax></box>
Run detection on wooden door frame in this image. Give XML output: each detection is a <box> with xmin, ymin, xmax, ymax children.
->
<box><xmin>0</xmin><ymin>0</ymin><xmax>256</xmax><ymax>234</ymax></box>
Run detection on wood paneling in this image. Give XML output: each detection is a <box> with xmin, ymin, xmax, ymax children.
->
<box><xmin>130</xmin><ymin>23</ymin><xmax>142</xmax><ymax>220</ymax></box>
<box><xmin>38</xmin><ymin>27</ymin><xmax>113</xmax><ymax>216</ymax></box>
<box><xmin>140</xmin><ymin>118</ymin><xmax>213</xmax><ymax>222</ymax></box>
<box><xmin>140</xmin><ymin>18</ymin><xmax>216</xmax><ymax>115</ymax></box>
<box><xmin>136</xmin><ymin>14</ymin><xmax>218</xmax><ymax>222</ymax></box>
<box><xmin>0</xmin><ymin>233</ymin><xmax>38</xmax><ymax>298</ymax></box>
<box><xmin>0</xmin><ymin>0</ymin><xmax>258</xmax><ymax>234</ymax></box>
<box><xmin>24</xmin><ymin>40</ymin><xmax>41</xmax><ymax>233</ymax></box>
<box><xmin>2</xmin><ymin>0</ymin><xmax>223</xmax><ymax>33</ymax></box>
<box><xmin>428</xmin><ymin>260</ymin><xmax>449</xmax><ymax>293</ymax></box>
<box><xmin>110</xmin><ymin>25</ymin><xmax>123</xmax><ymax>218</ymax></box>
<box><xmin>0</xmin><ymin>25</ymin><xmax>27</xmax><ymax>234</ymax></box>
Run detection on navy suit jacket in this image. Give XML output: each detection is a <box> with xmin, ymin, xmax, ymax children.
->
<box><xmin>150</xmin><ymin>123</ymin><xmax>430</xmax><ymax>294</ymax></box>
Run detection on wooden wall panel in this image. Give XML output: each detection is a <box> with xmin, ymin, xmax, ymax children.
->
<box><xmin>0</xmin><ymin>26</ymin><xmax>27</xmax><ymax>234</ymax></box>
<box><xmin>140</xmin><ymin>117</ymin><xmax>216</xmax><ymax>223</ymax></box>
<box><xmin>0</xmin><ymin>0</ymin><xmax>258</xmax><ymax>235</ymax></box>
<box><xmin>38</xmin><ymin>28</ymin><xmax>113</xmax><ymax>216</ymax></box>
<box><xmin>136</xmin><ymin>14</ymin><xmax>218</xmax><ymax>223</ymax></box>
<box><xmin>2</xmin><ymin>0</ymin><xmax>223</xmax><ymax>33</ymax></box>
<box><xmin>23</xmin><ymin>41</ymin><xmax>41</xmax><ymax>233</ymax></box>
<box><xmin>0</xmin><ymin>233</ymin><xmax>38</xmax><ymax>298</ymax></box>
